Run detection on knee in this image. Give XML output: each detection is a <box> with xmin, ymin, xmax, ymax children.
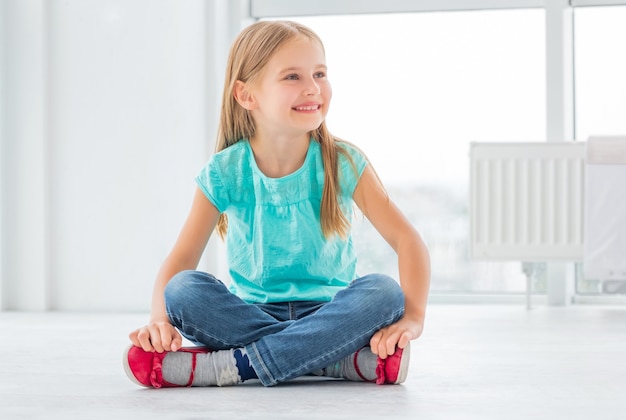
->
<box><xmin>164</xmin><ymin>270</ymin><xmax>191</xmax><ymax>303</ymax></box>
<box><xmin>164</xmin><ymin>270</ymin><xmax>219</xmax><ymax>310</ymax></box>
<box><xmin>355</xmin><ymin>273</ymin><xmax>405</xmax><ymax>311</ymax></box>
<box><xmin>164</xmin><ymin>270</ymin><xmax>190</xmax><ymax>311</ymax></box>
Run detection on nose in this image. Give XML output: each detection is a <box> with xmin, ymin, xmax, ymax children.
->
<box><xmin>304</xmin><ymin>78</ymin><xmax>320</xmax><ymax>96</ymax></box>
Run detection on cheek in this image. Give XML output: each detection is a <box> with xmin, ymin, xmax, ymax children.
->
<box><xmin>322</xmin><ymin>82</ymin><xmax>332</xmax><ymax>106</ymax></box>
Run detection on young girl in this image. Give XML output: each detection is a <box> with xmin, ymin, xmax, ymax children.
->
<box><xmin>124</xmin><ymin>20</ymin><xmax>430</xmax><ymax>388</ymax></box>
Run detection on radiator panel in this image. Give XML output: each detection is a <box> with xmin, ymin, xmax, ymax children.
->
<box><xmin>470</xmin><ymin>142</ymin><xmax>586</xmax><ymax>261</ymax></box>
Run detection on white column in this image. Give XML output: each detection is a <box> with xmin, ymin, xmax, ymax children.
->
<box><xmin>545</xmin><ymin>0</ymin><xmax>575</xmax><ymax>305</ymax></box>
<box><xmin>1</xmin><ymin>0</ymin><xmax>50</xmax><ymax>310</ymax></box>
<box><xmin>546</xmin><ymin>0</ymin><xmax>575</xmax><ymax>143</ymax></box>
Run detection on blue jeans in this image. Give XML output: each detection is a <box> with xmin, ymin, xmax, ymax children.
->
<box><xmin>164</xmin><ymin>271</ymin><xmax>405</xmax><ymax>386</ymax></box>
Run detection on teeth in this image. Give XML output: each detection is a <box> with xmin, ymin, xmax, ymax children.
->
<box><xmin>295</xmin><ymin>105</ymin><xmax>318</xmax><ymax>111</ymax></box>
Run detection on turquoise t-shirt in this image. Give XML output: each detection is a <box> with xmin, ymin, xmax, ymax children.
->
<box><xmin>195</xmin><ymin>138</ymin><xmax>367</xmax><ymax>303</ymax></box>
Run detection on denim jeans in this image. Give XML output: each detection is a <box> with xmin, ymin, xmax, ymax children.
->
<box><xmin>164</xmin><ymin>270</ymin><xmax>405</xmax><ymax>386</ymax></box>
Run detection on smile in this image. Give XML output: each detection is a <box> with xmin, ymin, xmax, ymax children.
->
<box><xmin>293</xmin><ymin>105</ymin><xmax>320</xmax><ymax>111</ymax></box>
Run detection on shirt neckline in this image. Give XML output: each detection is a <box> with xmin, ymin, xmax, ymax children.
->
<box><xmin>245</xmin><ymin>138</ymin><xmax>315</xmax><ymax>182</ymax></box>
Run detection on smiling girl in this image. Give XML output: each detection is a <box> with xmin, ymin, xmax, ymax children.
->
<box><xmin>124</xmin><ymin>20</ymin><xmax>430</xmax><ymax>388</ymax></box>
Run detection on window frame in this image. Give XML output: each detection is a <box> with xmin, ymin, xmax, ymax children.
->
<box><xmin>250</xmin><ymin>0</ymin><xmax>545</xmax><ymax>18</ymax></box>
<box><xmin>572</xmin><ymin>0</ymin><xmax>626</xmax><ymax>5</ymax></box>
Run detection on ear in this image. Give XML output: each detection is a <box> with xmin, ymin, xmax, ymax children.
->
<box><xmin>233</xmin><ymin>80</ymin><xmax>257</xmax><ymax>110</ymax></box>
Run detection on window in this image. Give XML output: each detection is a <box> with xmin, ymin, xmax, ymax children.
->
<box><xmin>574</xmin><ymin>6</ymin><xmax>626</xmax><ymax>140</ymax></box>
<box><xmin>272</xmin><ymin>10</ymin><xmax>546</xmax><ymax>294</ymax></box>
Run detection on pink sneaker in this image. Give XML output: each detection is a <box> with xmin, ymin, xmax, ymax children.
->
<box><xmin>374</xmin><ymin>342</ymin><xmax>411</xmax><ymax>385</ymax></box>
<box><xmin>123</xmin><ymin>345</ymin><xmax>212</xmax><ymax>388</ymax></box>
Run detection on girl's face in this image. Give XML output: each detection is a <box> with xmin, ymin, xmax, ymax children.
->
<box><xmin>250</xmin><ymin>36</ymin><xmax>331</xmax><ymax>138</ymax></box>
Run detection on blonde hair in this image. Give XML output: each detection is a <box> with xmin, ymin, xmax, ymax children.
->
<box><xmin>215</xmin><ymin>20</ymin><xmax>353</xmax><ymax>239</ymax></box>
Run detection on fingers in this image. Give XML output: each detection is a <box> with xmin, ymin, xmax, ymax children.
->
<box><xmin>147</xmin><ymin>324</ymin><xmax>166</xmax><ymax>352</ymax></box>
<box><xmin>171</xmin><ymin>332</ymin><xmax>182</xmax><ymax>352</ymax></box>
<box><xmin>137</xmin><ymin>326</ymin><xmax>157</xmax><ymax>352</ymax></box>
<box><xmin>369</xmin><ymin>331</ymin><xmax>382</xmax><ymax>355</ymax></box>
<box><xmin>370</xmin><ymin>323</ymin><xmax>418</xmax><ymax>359</ymax></box>
<box><xmin>128</xmin><ymin>329</ymin><xmax>143</xmax><ymax>349</ymax></box>
<box><xmin>129</xmin><ymin>328</ymin><xmax>153</xmax><ymax>352</ymax></box>
<box><xmin>159</xmin><ymin>326</ymin><xmax>183</xmax><ymax>352</ymax></box>
<box><xmin>128</xmin><ymin>322</ymin><xmax>180</xmax><ymax>353</ymax></box>
<box><xmin>397</xmin><ymin>332</ymin><xmax>411</xmax><ymax>350</ymax></box>
<box><xmin>369</xmin><ymin>327</ymin><xmax>402</xmax><ymax>359</ymax></box>
<box><xmin>159</xmin><ymin>325</ymin><xmax>172</xmax><ymax>352</ymax></box>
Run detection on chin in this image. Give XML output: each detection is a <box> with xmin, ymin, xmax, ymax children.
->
<box><xmin>306</xmin><ymin>119</ymin><xmax>325</xmax><ymax>131</ymax></box>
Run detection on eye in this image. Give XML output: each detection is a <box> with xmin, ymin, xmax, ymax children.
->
<box><xmin>285</xmin><ymin>74</ymin><xmax>299</xmax><ymax>80</ymax></box>
<box><xmin>314</xmin><ymin>71</ymin><xmax>326</xmax><ymax>79</ymax></box>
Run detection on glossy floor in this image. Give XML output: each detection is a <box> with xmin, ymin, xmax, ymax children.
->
<box><xmin>1</xmin><ymin>304</ymin><xmax>624</xmax><ymax>420</ymax></box>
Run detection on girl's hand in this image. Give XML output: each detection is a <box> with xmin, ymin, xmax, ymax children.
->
<box><xmin>369</xmin><ymin>315</ymin><xmax>424</xmax><ymax>359</ymax></box>
<box><xmin>129</xmin><ymin>321</ymin><xmax>182</xmax><ymax>353</ymax></box>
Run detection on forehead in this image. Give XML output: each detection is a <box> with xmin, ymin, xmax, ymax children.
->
<box><xmin>268</xmin><ymin>36</ymin><xmax>326</xmax><ymax>67</ymax></box>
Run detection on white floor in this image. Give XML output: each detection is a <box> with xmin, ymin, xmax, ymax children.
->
<box><xmin>1</xmin><ymin>304</ymin><xmax>625</xmax><ymax>420</ymax></box>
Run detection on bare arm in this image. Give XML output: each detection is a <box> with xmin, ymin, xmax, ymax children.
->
<box><xmin>129</xmin><ymin>187</ymin><xmax>221</xmax><ymax>352</ymax></box>
<box><xmin>352</xmin><ymin>165</ymin><xmax>431</xmax><ymax>358</ymax></box>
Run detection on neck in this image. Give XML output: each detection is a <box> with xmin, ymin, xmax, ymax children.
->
<box><xmin>249</xmin><ymin>133</ymin><xmax>310</xmax><ymax>178</ymax></box>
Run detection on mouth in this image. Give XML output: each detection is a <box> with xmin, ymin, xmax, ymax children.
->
<box><xmin>293</xmin><ymin>104</ymin><xmax>321</xmax><ymax>111</ymax></box>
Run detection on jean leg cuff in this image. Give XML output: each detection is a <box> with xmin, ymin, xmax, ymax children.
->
<box><xmin>245</xmin><ymin>342</ymin><xmax>277</xmax><ymax>387</ymax></box>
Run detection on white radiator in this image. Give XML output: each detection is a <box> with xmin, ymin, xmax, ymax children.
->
<box><xmin>470</xmin><ymin>142</ymin><xmax>586</xmax><ymax>262</ymax></box>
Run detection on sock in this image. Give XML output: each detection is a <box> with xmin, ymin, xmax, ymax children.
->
<box><xmin>322</xmin><ymin>346</ymin><xmax>378</xmax><ymax>382</ymax></box>
<box><xmin>194</xmin><ymin>349</ymin><xmax>240</xmax><ymax>386</ymax></box>
<box><xmin>161</xmin><ymin>352</ymin><xmax>193</xmax><ymax>386</ymax></box>
<box><xmin>234</xmin><ymin>348</ymin><xmax>257</xmax><ymax>381</ymax></box>
<box><xmin>161</xmin><ymin>348</ymin><xmax>256</xmax><ymax>387</ymax></box>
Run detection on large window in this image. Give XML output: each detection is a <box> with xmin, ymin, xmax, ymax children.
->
<box><xmin>574</xmin><ymin>6</ymin><xmax>626</xmax><ymax>140</ymax></box>
<box><xmin>273</xmin><ymin>10</ymin><xmax>546</xmax><ymax>294</ymax></box>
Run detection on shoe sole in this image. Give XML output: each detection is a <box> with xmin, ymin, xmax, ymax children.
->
<box><xmin>123</xmin><ymin>344</ymin><xmax>150</xmax><ymax>387</ymax></box>
<box><xmin>394</xmin><ymin>341</ymin><xmax>411</xmax><ymax>384</ymax></box>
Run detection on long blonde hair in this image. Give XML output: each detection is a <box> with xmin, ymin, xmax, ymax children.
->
<box><xmin>215</xmin><ymin>20</ymin><xmax>353</xmax><ymax>239</ymax></box>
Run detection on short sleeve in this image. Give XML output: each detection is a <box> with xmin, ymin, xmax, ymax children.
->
<box><xmin>337</xmin><ymin>142</ymin><xmax>368</xmax><ymax>197</ymax></box>
<box><xmin>195</xmin><ymin>156</ymin><xmax>229</xmax><ymax>212</ymax></box>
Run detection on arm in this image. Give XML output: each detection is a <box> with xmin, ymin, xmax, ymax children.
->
<box><xmin>352</xmin><ymin>165</ymin><xmax>431</xmax><ymax>358</ymax></box>
<box><xmin>129</xmin><ymin>187</ymin><xmax>221</xmax><ymax>352</ymax></box>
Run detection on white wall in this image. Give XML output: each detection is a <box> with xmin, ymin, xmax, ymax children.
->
<box><xmin>1</xmin><ymin>0</ymin><xmax>248</xmax><ymax>311</ymax></box>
